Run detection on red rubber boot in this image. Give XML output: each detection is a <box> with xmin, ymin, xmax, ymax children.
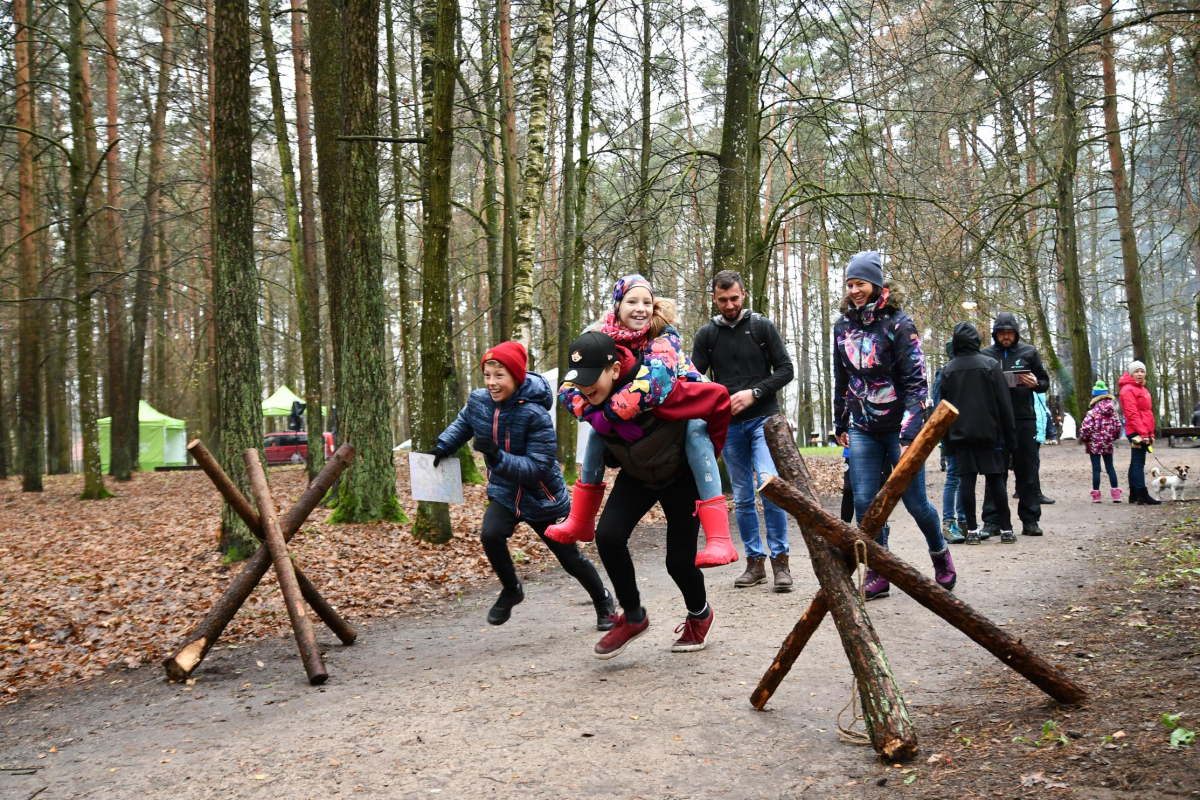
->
<box><xmin>544</xmin><ymin>482</ymin><xmax>605</xmax><ymax>545</ymax></box>
<box><xmin>694</xmin><ymin>495</ymin><xmax>739</xmax><ymax>568</ymax></box>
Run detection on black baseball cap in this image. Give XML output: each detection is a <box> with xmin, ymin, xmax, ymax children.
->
<box><xmin>563</xmin><ymin>331</ymin><xmax>619</xmax><ymax>385</ymax></box>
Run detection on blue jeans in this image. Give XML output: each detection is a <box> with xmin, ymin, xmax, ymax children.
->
<box><xmin>1128</xmin><ymin>443</ymin><xmax>1147</xmax><ymax>490</ymax></box>
<box><xmin>847</xmin><ymin>428</ymin><xmax>945</xmax><ymax>552</ymax></box>
<box><xmin>580</xmin><ymin>419</ymin><xmax>722</xmax><ymax>499</ymax></box>
<box><xmin>942</xmin><ymin>452</ymin><xmax>966</xmax><ymax>527</ymax></box>
<box><xmin>1091</xmin><ymin>453</ymin><xmax>1118</xmax><ymax>490</ymax></box>
<box><xmin>724</xmin><ymin>416</ymin><xmax>789</xmax><ymax>558</ymax></box>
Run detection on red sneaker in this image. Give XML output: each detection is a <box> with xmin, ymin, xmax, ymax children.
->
<box><xmin>593</xmin><ymin>612</ymin><xmax>650</xmax><ymax>660</ymax></box>
<box><xmin>671</xmin><ymin>608</ymin><xmax>714</xmax><ymax>652</ymax></box>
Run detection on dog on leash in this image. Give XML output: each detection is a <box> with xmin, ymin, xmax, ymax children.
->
<box><xmin>1149</xmin><ymin>465</ymin><xmax>1190</xmax><ymax>501</ymax></box>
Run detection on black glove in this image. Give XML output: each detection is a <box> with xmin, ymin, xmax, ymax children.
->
<box><xmin>427</xmin><ymin>446</ymin><xmax>449</xmax><ymax>468</ymax></box>
<box><xmin>602</xmin><ymin>447</ymin><xmax>621</xmax><ymax>469</ymax></box>
<box><xmin>472</xmin><ymin>436</ymin><xmax>500</xmax><ymax>460</ymax></box>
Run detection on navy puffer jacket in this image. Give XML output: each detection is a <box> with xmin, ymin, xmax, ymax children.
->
<box><xmin>437</xmin><ymin>373</ymin><xmax>570</xmax><ymax>521</ymax></box>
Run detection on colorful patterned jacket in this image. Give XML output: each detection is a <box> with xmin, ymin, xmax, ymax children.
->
<box><xmin>559</xmin><ymin>314</ymin><xmax>706</xmax><ymax>423</ymax></box>
<box><xmin>1079</xmin><ymin>396</ymin><xmax>1122</xmax><ymax>456</ymax></box>
<box><xmin>833</xmin><ymin>287</ymin><xmax>930</xmax><ymax>441</ymax></box>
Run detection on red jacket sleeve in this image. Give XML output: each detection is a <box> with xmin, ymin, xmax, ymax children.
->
<box><xmin>651</xmin><ymin>380</ymin><xmax>731</xmax><ymax>457</ymax></box>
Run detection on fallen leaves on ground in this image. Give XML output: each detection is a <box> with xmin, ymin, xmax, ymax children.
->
<box><xmin>0</xmin><ymin>453</ymin><xmax>839</xmax><ymax>701</ymax></box>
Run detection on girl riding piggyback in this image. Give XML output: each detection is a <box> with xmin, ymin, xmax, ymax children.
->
<box><xmin>546</xmin><ymin>275</ymin><xmax>738</xmax><ymax>568</ymax></box>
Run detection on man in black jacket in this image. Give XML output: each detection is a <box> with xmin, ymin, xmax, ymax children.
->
<box><xmin>692</xmin><ymin>270</ymin><xmax>795</xmax><ymax>591</ymax></box>
<box><xmin>980</xmin><ymin>312</ymin><xmax>1050</xmax><ymax>537</ymax></box>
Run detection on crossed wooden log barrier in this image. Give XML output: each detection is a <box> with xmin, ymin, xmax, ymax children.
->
<box><xmin>749</xmin><ymin>404</ymin><xmax>1087</xmax><ymax>761</ymax></box>
<box><xmin>162</xmin><ymin>440</ymin><xmax>358</xmax><ymax>685</ymax></box>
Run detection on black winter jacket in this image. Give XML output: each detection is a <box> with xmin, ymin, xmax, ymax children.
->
<box><xmin>979</xmin><ymin>312</ymin><xmax>1049</xmax><ymax>420</ymax></box>
<box><xmin>691</xmin><ymin>310</ymin><xmax>794</xmax><ymax>423</ymax></box>
<box><xmin>938</xmin><ymin>322</ymin><xmax>1017</xmax><ymax>454</ymax></box>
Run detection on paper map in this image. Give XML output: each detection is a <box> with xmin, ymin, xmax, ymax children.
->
<box><xmin>408</xmin><ymin>452</ymin><xmax>464</xmax><ymax>504</ymax></box>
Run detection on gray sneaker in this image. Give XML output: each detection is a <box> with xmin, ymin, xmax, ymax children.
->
<box><xmin>1000</xmin><ymin>529</ymin><xmax>1016</xmax><ymax>544</ymax></box>
<box><xmin>965</xmin><ymin>527</ymin><xmax>982</xmax><ymax>545</ymax></box>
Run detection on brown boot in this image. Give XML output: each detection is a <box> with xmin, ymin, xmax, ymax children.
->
<box><xmin>770</xmin><ymin>554</ymin><xmax>794</xmax><ymax>593</ymax></box>
<box><xmin>734</xmin><ymin>556</ymin><xmax>767</xmax><ymax>588</ymax></box>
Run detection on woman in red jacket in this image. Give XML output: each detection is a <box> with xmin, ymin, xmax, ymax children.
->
<box><xmin>1118</xmin><ymin>360</ymin><xmax>1160</xmax><ymax>506</ymax></box>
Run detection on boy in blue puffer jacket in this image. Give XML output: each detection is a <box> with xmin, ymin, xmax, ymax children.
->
<box><xmin>430</xmin><ymin>341</ymin><xmax>615</xmax><ymax>629</ymax></box>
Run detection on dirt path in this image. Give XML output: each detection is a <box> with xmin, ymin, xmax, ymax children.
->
<box><xmin>0</xmin><ymin>445</ymin><xmax>1180</xmax><ymax>798</ymax></box>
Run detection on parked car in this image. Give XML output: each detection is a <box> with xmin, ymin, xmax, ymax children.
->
<box><xmin>263</xmin><ymin>431</ymin><xmax>334</xmax><ymax>466</ymax></box>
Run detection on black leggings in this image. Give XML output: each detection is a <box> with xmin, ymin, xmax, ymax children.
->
<box><xmin>961</xmin><ymin>472</ymin><xmax>1010</xmax><ymax>531</ymax></box>
<box><xmin>480</xmin><ymin>501</ymin><xmax>607</xmax><ymax>602</ymax></box>
<box><xmin>594</xmin><ymin>468</ymin><xmax>705</xmax><ymax>616</ymax></box>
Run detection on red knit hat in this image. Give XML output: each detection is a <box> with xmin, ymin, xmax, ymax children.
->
<box><xmin>481</xmin><ymin>341</ymin><xmax>528</xmax><ymax>385</ymax></box>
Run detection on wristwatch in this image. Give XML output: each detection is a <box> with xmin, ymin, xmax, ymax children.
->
<box><xmin>751</xmin><ymin>386</ymin><xmax>763</xmax><ymax>400</ymax></box>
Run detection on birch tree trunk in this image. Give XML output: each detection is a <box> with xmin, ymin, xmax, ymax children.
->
<box><xmin>413</xmin><ymin>0</ymin><xmax>459</xmax><ymax>543</ymax></box>
<box><xmin>1099</xmin><ymin>0</ymin><xmax>1153</xmax><ymax>396</ymax></box>
<box><xmin>213</xmin><ymin>0</ymin><xmax>264</xmax><ymax>555</ymax></box>
<box><xmin>512</xmin><ymin>0</ymin><xmax>554</xmax><ymax>350</ymax></box>
<box><xmin>635</xmin><ymin>0</ymin><xmax>652</xmax><ymax>280</ymax></box>
<box><xmin>15</xmin><ymin>0</ymin><xmax>42</xmax><ymax>491</ymax></box>
<box><xmin>555</xmin><ymin>0</ymin><xmax>579</xmax><ymax>476</ymax></box>
<box><xmin>328</xmin><ymin>0</ymin><xmax>403</xmax><ymax>523</ymax></box>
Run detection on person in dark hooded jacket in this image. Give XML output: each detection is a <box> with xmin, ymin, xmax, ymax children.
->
<box><xmin>979</xmin><ymin>312</ymin><xmax>1050</xmax><ymax>537</ymax></box>
<box><xmin>432</xmin><ymin>341</ymin><xmax>615</xmax><ymax>629</ymax></box>
<box><xmin>939</xmin><ymin>322</ymin><xmax>1018</xmax><ymax>545</ymax></box>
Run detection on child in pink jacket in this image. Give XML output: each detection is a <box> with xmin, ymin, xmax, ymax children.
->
<box><xmin>1079</xmin><ymin>380</ymin><xmax>1122</xmax><ymax>503</ymax></box>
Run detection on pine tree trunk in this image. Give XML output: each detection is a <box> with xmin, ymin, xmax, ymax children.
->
<box><xmin>1050</xmin><ymin>0</ymin><xmax>1092</xmax><ymax>418</ymax></box>
<box><xmin>15</xmin><ymin>0</ymin><xmax>42</xmax><ymax>492</ymax></box>
<box><xmin>288</xmin><ymin>0</ymin><xmax>325</xmax><ymax>471</ymax></box>
<box><xmin>213</xmin><ymin>0</ymin><xmax>264</xmax><ymax>556</ymax></box>
<box><xmin>511</xmin><ymin>0</ymin><xmax>554</xmax><ymax>350</ymax></box>
<box><xmin>68</xmin><ymin>0</ymin><xmax>110</xmax><ymax>498</ymax></box>
<box><xmin>413</xmin><ymin>0</ymin><xmax>459</xmax><ymax>543</ymax></box>
<box><xmin>259</xmin><ymin>0</ymin><xmax>323</xmax><ymax>482</ymax></box>
<box><xmin>1099</xmin><ymin>0</ymin><xmax>1153</xmax><ymax>396</ymax></box>
<box><xmin>115</xmin><ymin>0</ymin><xmax>174</xmax><ymax>478</ymax></box>
<box><xmin>713</xmin><ymin>0</ymin><xmax>753</xmax><ymax>275</ymax></box>
<box><xmin>327</xmin><ymin>0</ymin><xmax>404</xmax><ymax>523</ymax></box>
<box><xmin>45</xmin><ymin>302</ymin><xmax>70</xmax><ymax>475</ymax></box>
<box><xmin>497</xmin><ymin>0</ymin><xmax>519</xmax><ymax>337</ymax></box>
<box><xmin>385</xmin><ymin>0</ymin><xmax>418</xmax><ymax>444</ymax></box>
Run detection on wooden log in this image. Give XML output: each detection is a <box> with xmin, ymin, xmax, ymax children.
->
<box><xmin>751</xmin><ymin>416</ymin><xmax>918</xmax><ymax>762</ymax></box>
<box><xmin>243</xmin><ymin>450</ymin><xmax>327</xmax><ymax>684</ymax></box>
<box><xmin>187</xmin><ymin>440</ymin><xmax>356</xmax><ymax>645</ymax></box>
<box><xmin>162</xmin><ymin>442</ymin><xmax>355</xmax><ymax>681</ymax></box>
<box><xmin>859</xmin><ymin>401</ymin><xmax>959</xmax><ymax>536</ymax></box>
<box><xmin>754</xmin><ymin>403</ymin><xmax>960</xmax><ymax>700</ymax></box>
<box><xmin>758</xmin><ymin>475</ymin><xmax>1088</xmax><ymax>705</ymax></box>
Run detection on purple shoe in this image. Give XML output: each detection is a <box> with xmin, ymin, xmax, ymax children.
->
<box><xmin>863</xmin><ymin>569</ymin><xmax>890</xmax><ymax>601</ymax></box>
<box><xmin>930</xmin><ymin>548</ymin><xmax>957</xmax><ymax>592</ymax></box>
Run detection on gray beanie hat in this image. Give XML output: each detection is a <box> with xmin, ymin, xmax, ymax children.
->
<box><xmin>1129</xmin><ymin>360</ymin><xmax>1146</xmax><ymax>374</ymax></box>
<box><xmin>846</xmin><ymin>251</ymin><xmax>884</xmax><ymax>288</ymax></box>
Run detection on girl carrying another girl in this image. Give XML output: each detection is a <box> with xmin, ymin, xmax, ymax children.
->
<box><xmin>557</xmin><ymin>331</ymin><xmax>731</xmax><ymax>658</ymax></box>
<box><xmin>546</xmin><ymin>275</ymin><xmax>738</xmax><ymax>569</ymax></box>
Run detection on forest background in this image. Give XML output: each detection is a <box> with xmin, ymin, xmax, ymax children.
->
<box><xmin>1</xmin><ymin>0</ymin><xmax>1198</xmax><ymax>552</ymax></box>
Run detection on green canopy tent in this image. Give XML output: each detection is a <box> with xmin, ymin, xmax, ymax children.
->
<box><xmin>98</xmin><ymin>401</ymin><xmax>188</xmax><ymax>472</ymax></box>
<box><xmin>262</xmin><ymin>385</ymin><xmax>306</xmax><ymax>419</ymax></box>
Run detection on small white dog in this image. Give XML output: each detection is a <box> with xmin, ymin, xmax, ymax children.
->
<box><xmin>1149</xmin><ymin>465</ymin><xmax>1190</xmax><ymax>501</ymax></box>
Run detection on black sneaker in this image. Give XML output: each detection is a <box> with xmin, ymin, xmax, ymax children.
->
<box><xmin>1021</xmin><ymin>522</ymin><xmax>1044</xmax><ymax>537</ymax></box>
<box><xmin>965</xmin><ymin>528</ymin><xmax>982</xmax><ymax>545</ymax></box>
<box><xmin>594</xmin><ymin>591</ymin><xmax>616</xmax><ymax>631</ymax></box>
<box><xmin>1000</xmin><ymin>529</ymin><xmax>1016</xmax><ymax>544</ymax></box>
<box><xmin>981</xmin><ymin>523</ymin><xmax>999</xmax><ymax>540</ymax></box>
<box><xmin>487</xmin><ymin>584</ymin><xmax>525</xmax><ymax>625</ymax></box>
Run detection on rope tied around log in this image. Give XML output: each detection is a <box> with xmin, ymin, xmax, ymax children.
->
<box><xmin>837</xmin><ymin>539</ymin><xmax>873</xmax><ymax>747</ymax></box>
